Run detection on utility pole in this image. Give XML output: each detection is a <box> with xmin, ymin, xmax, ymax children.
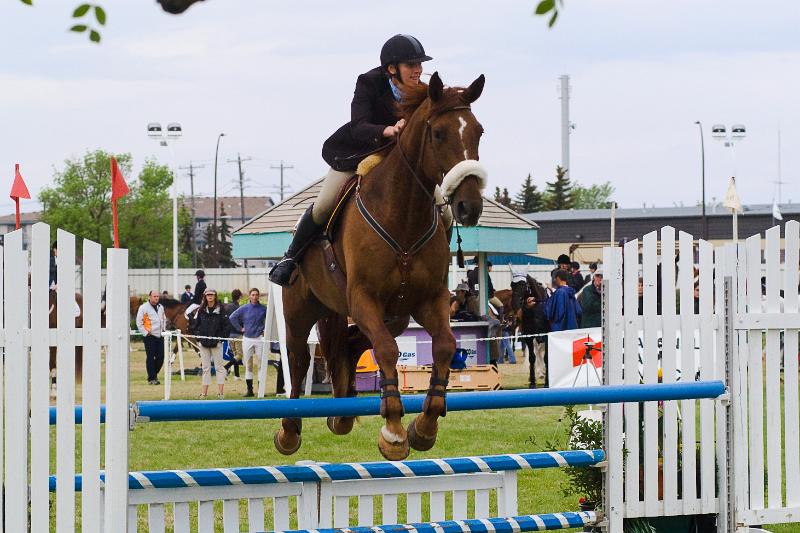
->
<box><xmin>559</xmin><ymin>75</ymin><xmax>574</xmax><ymax>179</ymax></box>
<box><xmin>227</xmin><ymin>153</ymin><xmax>252</xmax><ymax>224</ymax></box>
<box><xmin>179</xmin><ymin>162</ymin><xmax>204</xmax><ymax>267</ymax></box>
<box><xmin>270</xmin><ymin>160</ymin><xmax>294</xmax><ymax>202</ymax></box>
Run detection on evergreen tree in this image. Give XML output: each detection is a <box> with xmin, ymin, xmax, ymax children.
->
<box><xmin>542</xmin><ymin>165</ymin><xmax>575</xmax><ymax>211</ymax></box>
<box><xmin>513</xmin><ymin>173</ymin><xmax>543</xmax><ymax>213</ymax></box>
<box><xmin>494</xmin><ymin>186</ymin><xmax>503</xmax><ymax>204</ymax></box>
<box><xmin>200</xmin><ymin>222</ymin><xmax>219</xmax><ymax>267</ymax></box>
<box><xmin>216</xmin><ymin>204</ymin><xmax>237</xmax><ymax>268</ymax></box>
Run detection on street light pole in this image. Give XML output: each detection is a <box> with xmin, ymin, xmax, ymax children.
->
<box><xmin>712</xmin><ymin>123</ymin><xmax>746</xmax><ymax>242</ymax></box>
<box><xmin>213</xmin><ymin>132</ymin><xmax>226</xmax><ymax>231</ymax></box>
<box><xmin>694</xmin><ymin>121</ymin><xmax>707</xmax><ymax>240</ymax></box>
<box><xmin>147</xmin><ymin>122</ymin><xmax>182</xmax><ymax>298</ymax></box>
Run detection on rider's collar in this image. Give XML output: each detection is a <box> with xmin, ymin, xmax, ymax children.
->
<box><xmin>388</xmin><ymin>78</ymin><xmax>402</xmax><ymax>102</ymax></box>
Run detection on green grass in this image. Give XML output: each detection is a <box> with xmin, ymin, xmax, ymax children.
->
<box><xmin>51</xmin><ymin>340</ymin><xmax>800</xmax><ymax>532</ymax></box>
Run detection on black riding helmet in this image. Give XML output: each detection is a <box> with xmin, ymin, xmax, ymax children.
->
<box><xmin>380</xmin><ymin>34</ymin><xmax>433</xmax><ymax>67</ymax></box>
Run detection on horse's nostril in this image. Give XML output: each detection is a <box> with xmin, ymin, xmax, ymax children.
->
<box><xmin>457</xmin><ymin>201</ymin><xmax>468</xmax><ymax>221</ymax></box>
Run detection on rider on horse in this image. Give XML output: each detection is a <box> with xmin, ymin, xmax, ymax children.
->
<box><xmin>269</xmin><ymin>34</ymin><xmax>453</xmax><ymax>286</ymax></box>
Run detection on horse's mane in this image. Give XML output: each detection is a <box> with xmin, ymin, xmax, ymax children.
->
<box><xmin>396</xmin><ymin>82</ymin><xmax>470</xmax><ymax>122</ymax></box>
<box><xmin>396</xmin><ymin>82</ymin><xmax>429</xmax><ymax>121</ymax></box>
<box><xmin>160</xmin><ymin>298</ymin><xmax>184</xmax><ymax>309</ymax></box>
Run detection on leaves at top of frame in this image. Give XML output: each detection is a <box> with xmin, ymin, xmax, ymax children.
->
<box><xmin>73</xmin><ymin>3</ymin><xmax>91</xmax><ymax>17</ymax></box>
<box><xmin>94</xmin><ymin>5</ymin><xmax>106</xmax><ymax>25</ymax></box>
<box><xmin>535</xmin><ymin>0</ymin><xmax>554</xmax><ymax>15</ymax></box>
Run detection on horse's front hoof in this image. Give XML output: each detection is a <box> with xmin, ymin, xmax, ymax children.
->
<box><xmin>407</xmin><ymin>417</ymin><xmax>437</xmax><ymax>452</ymax></box>
<box><xmin>378</xmin><ymin>426</ymin><xmax>409</xmax><ymax>460</ymax></box>
<box><xmin>274</xmin><ymin>430</ymin><xmax>301</xmax><ymax>455</ymax></box>
<box><xmin>327</xmin><ymin>416</ymin><xmax>355</xmax><ymax>435</ymax></box>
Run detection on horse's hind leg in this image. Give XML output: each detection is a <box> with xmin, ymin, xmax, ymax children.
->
<box><xmin>274</xmin><ymin>288</ymin><xmax>319</xmax><ymax>456</ymax></box>
<box><xmin>319</xmin><ymin>314</ymin><xmax>357</xmax><ymax>435</ymax></box>
<box><xmin>408</xmin><ymin>288</ymin><xmax>456</xmax><ymax>452</ymax></box>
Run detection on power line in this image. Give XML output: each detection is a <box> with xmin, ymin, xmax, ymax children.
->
<box><xmin>270</xmin><ymin>160</ymin><xmax>294</xmax><ymax>202</ymax></box>
<box><xmin>227</xmin><ymin>153</ymin><xmax>252</xmax><ymax>225</ymax></box>
<box><xmin>179</xmin><ymin>162</ymin><xmax>205</xmax><ymax>267</ymax></box>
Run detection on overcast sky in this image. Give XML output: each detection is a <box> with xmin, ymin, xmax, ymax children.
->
<box><xmin>2</xmin><ymin>0</ymin><xmax>799</xmax><ymax>216</ymax></box>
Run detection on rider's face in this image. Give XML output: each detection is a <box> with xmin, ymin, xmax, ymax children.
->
<box><xmin>390</xmin><ymin>62</ymin><xmax>422</xmax><ymax>86</ymax></box>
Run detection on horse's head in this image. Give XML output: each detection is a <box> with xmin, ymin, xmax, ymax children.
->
<box><xmin>399</xmin><ymin>73</ymin><xmax>487</xmax><ymax>226</ymax></box>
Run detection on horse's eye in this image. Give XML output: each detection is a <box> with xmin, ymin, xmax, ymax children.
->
<box><xmin>433</xmin><ymin>129</ymin><xmax>445</xmax><ymax>142</ymax></box>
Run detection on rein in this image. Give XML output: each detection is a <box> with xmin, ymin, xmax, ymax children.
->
<box><xmin>354</xmin><ymin>102</ymin><xmax>472</xmax><ymax>300</ymax></box>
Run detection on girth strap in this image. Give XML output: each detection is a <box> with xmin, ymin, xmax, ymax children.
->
<box><xmin>356</xmin><ymin>193</ymin><xmax>439</xmax><ymax>257</ymax></box>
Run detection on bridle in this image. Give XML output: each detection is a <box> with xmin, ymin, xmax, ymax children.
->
<box><xmin>355</xmin><ymin>101</ymin><xmax>474</xmax><ymax>298</ymax></box>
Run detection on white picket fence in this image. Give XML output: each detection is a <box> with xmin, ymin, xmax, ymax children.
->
<box><xmin>1</xmin><ymin>223</ymin><xmax>130</xmax><ymax>533</ymax></box>
<box><xmin>122</xmin><ymin>470</ymin><xmax>516</xmax><ymax>532</ymax></box>
<box><xmin>602</xmin><ymin>222</ymin><xmax>800</xmax><ymax>532</ymax></box>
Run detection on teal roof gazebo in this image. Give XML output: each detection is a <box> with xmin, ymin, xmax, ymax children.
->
<box><xmin>232</xmin><ymin>179</ymin><xmax>538</xmax><ymax>314</ymax></box>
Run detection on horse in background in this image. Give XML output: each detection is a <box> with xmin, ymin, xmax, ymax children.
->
<box><xmin>49</xmin><ymin>290</ymin><xmax>83</xmax><ymax>397</ymax></box>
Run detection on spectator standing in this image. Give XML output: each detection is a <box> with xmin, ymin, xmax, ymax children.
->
<box><xmin>584</xmin><ymin>262</ymin><xmax>598</xmax><ymax>285</ymax></box>
<box><xmin>544</xmin><ymin>270</ymin><xmax>582</xmax><ymax>332</ymax></box>
<box><xmin>228</xmin><ymin>288</ymin><xmax>267</xmax><ymax>397</ymax></box>
<box><xmin>551</xmin><ymin>254</ymin><xmax>572</xmax><ymax>286</ymax></box>
<box><xmin>466</xmin><ymin>260</ymin><xmax>495</xmax><ymax>298</ymax></box>
<box><xmin>180</xmin><ymin>285</ymin><xmax>194</xmax><ymax>305</ymax></box>
<box><xmin>189</xmin><ymin>288</ymin><xmax>231</xmax><ymax>399</ymax></box>
<box><xmin>135</xmin><ymin>290</ymin><xmax>167</xmax><ymax>385</ymax></box>
<box><xmin>49</xmin><ymin>243</ymin><xmax>58</xmax><ymax>289</ymax></box>
<box><xmin>580</xmin><ymin>270</ymin><xmax>603</xmax><ymax>328</ymax></box>
<box><xmin>193</xmin><ymin>270</ymin><xmax>206</xmax><ymax>305</ymax></box>
<box><xmin>570</xmin><ymin>261</ymin><xmax>586</xmax><ymax>291</ymax></box>
<box><xmin>521</xmin><ymin>295</ymin><xmax>550</xmax><ymax>388</ymax></box>
<box><xmin>224</xmin><ymin>289</ymin><xmax>244</xmax><ymax>380</ymax></box>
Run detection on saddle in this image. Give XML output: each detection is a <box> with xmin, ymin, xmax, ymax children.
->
<box><xmin>317</xmin><ymin>154</ymin><xmax>386</xmax><ymax>294</ymax></box>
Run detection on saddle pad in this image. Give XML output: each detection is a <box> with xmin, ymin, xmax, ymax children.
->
<box><xmin>356</xmin><ymin>153</ymin><xmax>384</xmax><ymax>177</ymax></box>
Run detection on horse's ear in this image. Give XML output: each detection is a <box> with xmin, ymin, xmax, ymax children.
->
<box><xmin>463</xmin><ymin>74</ymin><xmax>485</xmax><ymax>104</ymax></box>
<box><xmin>429</xmin><ymin>72</ymin><xmax>444</xmax><ymax>102</ymax></box>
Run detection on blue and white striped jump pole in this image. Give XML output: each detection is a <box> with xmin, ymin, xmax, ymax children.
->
<box><xmin>132</xmin><ymin>381</ymin><xmax>725</xmax><ymax>423</ymax></box>
<box><xmin>50</xmin><ymin>450</ymin><xmax>603</xmax><ymax>492</ymax></box>
<box><xmin>269</xmin><ymin>512</ymin><xmax>598</xmax><ymax>533</ymax></box>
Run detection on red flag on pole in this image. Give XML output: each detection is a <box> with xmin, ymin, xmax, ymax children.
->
<box><xmin>110</xmin><ymin>157</ymin><xmax>129</xmax><ymax>248</ymax></box>
<box><xmin>10</xmin><ymin>164</ymin><xmax>31</xmax><ymax>230</ymax></box>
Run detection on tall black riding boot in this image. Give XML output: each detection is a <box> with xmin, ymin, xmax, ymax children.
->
<box><xmin>244</xmin><ymin>378</ymin><xmax>254</xmax><ymax>397</ymax></box>
<box><xmin>269</xmin><ymin>205</ymin><xmax>325</xmax><ymax>286</ymax></box>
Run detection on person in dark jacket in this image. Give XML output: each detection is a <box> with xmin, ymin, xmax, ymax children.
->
<box><xmin>189</xmin><ymin>288</ymin><xmax>230</xmax><ymax>399</ymax></box>
<box><xmin>544</xmin><ymin>270</ymin><xmax>582</xmax><ymax>332</ymax></box>
<box><xmin>569</xmin><ymin>261</ymin><xmax>586</xmax><ymax>291</ymax></box>
<box><xmin>192</xmin><ymin>270</ymin><xmax>206</xmax><ymax>305</ymax></box>
<box><xmin>270</xmin><ymin>34</ymin><xmax>452</xmax><ymax>286</ymax></box>
<box><xmin>521</xmin><ymin>295</ymin><xmax>550</xmax><ymax>388</ymax></box>
<box><xmin>223</xmin><ymin>289</ymin><xmax>244</xmax><ymax>380</ymax></box>
<box><xmin>579</xmin><ymin>270</ymin><xmax>603</xmax><ymax>328</ymax></box>
<box><xmin>550</xmin><ymin>254</ymin><xmax>572</xmax><ymax>287</ymax></box>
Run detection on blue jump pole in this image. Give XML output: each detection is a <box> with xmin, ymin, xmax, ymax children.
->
<box><xmin>133</xmin><ymin>381</ymin><xmax>725</xmax><ymax>423</ymax></box>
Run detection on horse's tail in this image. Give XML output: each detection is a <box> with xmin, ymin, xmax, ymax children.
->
<box><xmin>316</xmin><ymin>314</ymin><xmax>351</xmax><ymax>386</ymax></box>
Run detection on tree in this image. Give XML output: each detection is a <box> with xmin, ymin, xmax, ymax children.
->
<box><xmin>513</xmin><ymin>173</ymin><xmax>543</xmax><ymax>213</ymax></box>
<box><xmin>200</xmin><ymin>223</ymin><xmax>219</xmax><ymax>268</ymax></box>
<box><xmin>216</xmin><ymin>204</ymin><xmax>237</xmax><ymax>268</ymax></box>
<box><xmin>200</xmin><ymin>204</ymin><xmax>237</xmax><ymax>268</ymax></box>
<box><xmin>571</xmin><ymin>182</ymin><xmax>615</xmax><ymax>209</ymax></box>
<box><xmin>542</xmin><ymin>165</ymin><xmax>575</xmax><ymax>211</ymax></box>
<box><xmin>493</xmin><ymin>186</ymin><xmax>513</xmax><ymax>208</ymax></box>
<box><xmin>39</xmin><ymin>149</ymin><xmax>193</xmax><ymax>267</ymax></box>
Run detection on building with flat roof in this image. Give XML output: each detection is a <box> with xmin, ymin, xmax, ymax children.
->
<box><xmin>523</xmin><ymin>203</ymin><xmax>800</xmax><ymax>264</ymax></box>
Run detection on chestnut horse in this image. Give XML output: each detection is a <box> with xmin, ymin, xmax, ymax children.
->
<box><xmin>277</xmin><ymin>73</ymin><xmax>487</xmax><ymax>460</ymax></box>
